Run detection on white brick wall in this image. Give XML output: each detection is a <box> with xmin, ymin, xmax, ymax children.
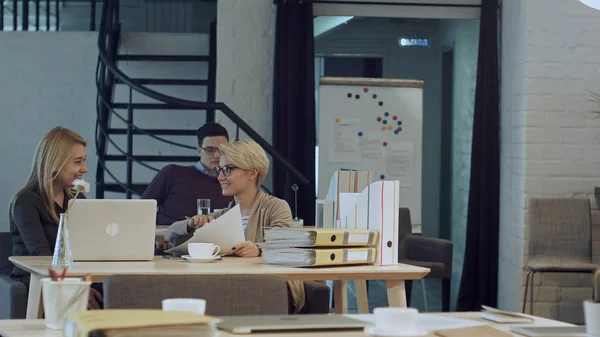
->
<box><xmin>215</xmin><ymin>0</ymin><xmax>275</xmax><ymax>142</ymax></box>
<box><xmin>498</xmin><ymin>0</ymin><xmax>528</xmax><ymax>314</ymax></box>
<box><xmin>499</xmin><ymin>0</ymin><xmax>600</xmax><ymax>323</ymax></box>
<box><xmin>215</xmin><ymin>0</ymin><xmax>276</xmax><ymax>190</ymax></box>
<box><xmin>0</xmin><ymin>33</ymin><xmax>99</xmax><ymax>231</ymax></box>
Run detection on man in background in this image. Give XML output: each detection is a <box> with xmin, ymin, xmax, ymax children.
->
<box><xmin>142</xmin><ymin>122</ymin><xmax>233</xmax><ymax>226</ymax></box>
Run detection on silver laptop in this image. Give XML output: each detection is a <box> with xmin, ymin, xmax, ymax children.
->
<box><xmin>509</xmin><ymin>326</ymin><xmax>587</xmax><ymax>337</ymax></box>
<box><xmin>216</xmin><ymin>315</ymin><xmax>369</xmax><ymax>334</ymax></box>
<box><xmin>67</xmin><ymin>199</ymin><xmax>157</xmax><ymax>261</ymax></box>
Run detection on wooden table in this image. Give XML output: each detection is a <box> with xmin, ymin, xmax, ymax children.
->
<box><xmin>9</xmin><ymin>256</ymin><xmax>429</xmax><ymax>319</ymax></box>
<box><xmin>0</xmin><ymin>313</ymin><xmax>575</xmax><ymax>337</ymax></box>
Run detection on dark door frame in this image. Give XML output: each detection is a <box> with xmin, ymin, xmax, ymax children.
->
<box><xmin>440</xmin><ymin>47</ymin><xmax>454</xmax><ymax>241</ymax></box>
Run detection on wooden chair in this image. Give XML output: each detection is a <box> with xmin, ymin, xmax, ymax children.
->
<box><xmin>522</xmin><ymin>197</ymin><xmax>598</xmax><ymax>314</ymax></box>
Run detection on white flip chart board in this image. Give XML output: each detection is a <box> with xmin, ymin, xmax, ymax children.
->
<box><xmin>317</xmin><ymin>77</ymin><xmax>423</xmax><ymax>226</ymax></box>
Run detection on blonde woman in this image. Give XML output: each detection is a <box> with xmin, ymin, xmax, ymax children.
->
<box><xmin>10</xmin><ymin>127</ymin><xmax>88</xmax><ymax>284</ymax></box>
<box><xmin>165</xmin><ymin>139</ymin><xmax>293</xmax><ymax>249</ymax></box>
<box><xmin>165</xmin><ymin>139</ymin><xmax>306</xmax><ymax>312</ymax></box>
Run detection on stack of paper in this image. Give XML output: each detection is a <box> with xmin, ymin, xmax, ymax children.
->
<box><xmin>264</xmin><ymin>228</ymin><xmax>378</xmax><ymax>248</ymax></box>
<box><xmin>262</xmin><ymin>247</ymin><xmax>377</xmax><ymax>267</ymax></box>
<box><xmin>262</xmin><ymin>228</ymin><xmax>379</xmax><ymax>267</ymax></box>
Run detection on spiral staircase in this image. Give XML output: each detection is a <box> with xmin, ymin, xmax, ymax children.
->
<box><xmin>95</xmin><ymin>0</ymin><xmax>308</xmax><ymax>199</ymax></box>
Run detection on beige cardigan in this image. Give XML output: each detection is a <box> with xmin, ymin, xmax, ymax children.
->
<box><xmin>212</xmin><ymin>191</ymin><xmax>289</xmax><ymax>242</ymax></box>
<box><xmin>164</xmin><ymin>191</ymin><xmax>306</xmax><ymax>313</ymax></box>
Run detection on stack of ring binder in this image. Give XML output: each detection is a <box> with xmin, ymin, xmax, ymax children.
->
<box><xmin>262</xmin><ymin>228</ymin><xmax>379</xmax><ymax>267</ymax></box>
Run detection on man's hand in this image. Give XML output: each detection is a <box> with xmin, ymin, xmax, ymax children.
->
<box><xmin>186</xmin><ymin>215</ymin><xmax>214</xmax><ymax>233</ymax></box>
<box><xmin>232</xmin><ymin>241</ymin><xmax>260</xmax><ymax>257</ymax></box>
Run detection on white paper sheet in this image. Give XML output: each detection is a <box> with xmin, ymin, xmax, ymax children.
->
<box><xmin>358</xmin><ymin>137</ymin><xmax>383</xmax><ymax>160</ymax></box>
<box><xmin>165</xmin><ymin>205</ymin><xmax>245</xmax><ymax>256</ymax></box>
<box><xmin>339</xmin><ymin>193</ymin><xmax>360</xmax><ymax>220</ymax></box>
<box><xmin>385</xmin><ymin>142</ymin><xmax>415</xmax><ymax>187</ymax></box>
<box><xmin>329</xmin><ymin>119</ymin><xmax>360</xmax><ymax>163</ymax></box>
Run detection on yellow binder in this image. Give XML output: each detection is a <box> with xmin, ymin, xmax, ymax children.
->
<box><xmin>264</xmin><ymin>228</ymin><xmax>379</xmax><ymax>247</ymax></box>
<box><xmin>262</xmin><ymin>247</ymin><xmax>377</xmax><ymax>267</ymax></box>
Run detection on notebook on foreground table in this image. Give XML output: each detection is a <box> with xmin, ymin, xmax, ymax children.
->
<box><xmin>509</xmin><ymin>326</ymin><xmax>587</xmax><ymax>337</ymax></box>
<box><xmin>216</xmin><ymin>315</ymin><xmax>370</xmax><ymax>334</ymax></box>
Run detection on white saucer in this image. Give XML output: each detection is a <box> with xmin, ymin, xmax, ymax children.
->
<box><xmin>364</xmin><ymin>327</ymin><xmax>428</xmax><ymax>337</ymax></box>
<box><xmin>181</xmin><ymin>255</ymin><xmax>220</xmax><ymax>263</ymax></box>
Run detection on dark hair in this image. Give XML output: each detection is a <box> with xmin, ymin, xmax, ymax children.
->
<box><xmin>196</xmin><ymin>122</ymin><xmax>229</xmax><ymax>146</ymax></box>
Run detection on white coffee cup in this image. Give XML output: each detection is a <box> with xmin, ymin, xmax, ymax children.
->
<box><xmin>188</xmin><ymin>243</ymin><xmax>220</xmax><ymax>258</ymax></box>
<box><xmin>584</xmin><ymin>300</ymin><xmax>600</xmax><ymax>336</ymax></box>
<box><xmin>373</xmin><ymin>307</ymin><xmax>419</xmax><ymax>332</ymax></box>
<box><xmin>162</xmin><ymin>298</ymin><xmax>206</xmax><ymax>315</ymax></box>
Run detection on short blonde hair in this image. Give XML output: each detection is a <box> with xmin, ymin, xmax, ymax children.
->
<box><xmin>219</xmin><ymin>139</ymin><xmax>269</xmax><ymax>187</ymax></box>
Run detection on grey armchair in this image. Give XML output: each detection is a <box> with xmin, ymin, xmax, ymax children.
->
<box><xmin>398</xmin><ymin>208</ymin><xmax>453</xmax><ymax>312</ymax></box>
<box><xmin>104</xmin><ymin>274</ymin><xmax>290</xmax><ymax>315</ymax></box>
<box><xmin>0</xmin><ymin>232</ymin><xmax>27</xmax><ymax>319</ymax></box>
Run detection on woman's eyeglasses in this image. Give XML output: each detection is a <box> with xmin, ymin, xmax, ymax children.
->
<box><xmin>214</xmin><ymin>165</ymin><xmax>239</xmax><ymax>177</ymax></box>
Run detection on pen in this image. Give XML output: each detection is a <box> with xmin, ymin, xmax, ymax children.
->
<box><xmin>59</xmin><ymin>268</ymin><xmax>67</xmax><ymax>281</ymax></box>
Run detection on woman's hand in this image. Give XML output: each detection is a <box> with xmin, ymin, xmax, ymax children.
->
<box><xmin>232</xmin><ymin>241</ymin><xmax>260</xmax><ymax>257</ymax></box>
<box><xmin>155</xmin><ymin>241</ymin><xmax>168</xmax><ymax>250</ymax></box>
<box><xmin>186</xmin><ymin>215</ymin><xmax>214</xmax><ymax>233</ymax></box>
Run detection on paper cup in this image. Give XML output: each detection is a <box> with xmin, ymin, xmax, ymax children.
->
<box><xmin>584</xmin><ymin>300</ymin><xmax>600</xmax><ymax>336</ymax></box>
<box><xmin>41</xmin><ymin>278</ymin><xmax>91</xmax><ymax>330</ymax></box>
<box><xmin>373</xmin><ymin>307</ymin><xmax>419</xmax><ymax>332</ymax></box>
<box><xmin>162</xmin><ymin>298</ymin><xmax>206</xmax><ymax>315</ymax></box>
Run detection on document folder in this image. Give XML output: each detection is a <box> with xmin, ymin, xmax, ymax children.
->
<box><xmin>262</xmin><ymin>247</ymin><xmax>376</xmax><ymax>267</ymax></box>
<box><xmin>264</xmin><ymin>228</ymin><xmax>379</xmax><ymax>248</ymax></box>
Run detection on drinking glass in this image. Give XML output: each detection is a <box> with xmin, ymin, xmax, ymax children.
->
<box><xmin>197</xmin><ymin>199</ymin><xmax>211</xmax><ymax>216</ymax></box>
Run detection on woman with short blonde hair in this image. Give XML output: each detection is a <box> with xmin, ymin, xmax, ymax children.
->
<box><xmin>218</xmin><ymin>139</ymin><xmax>269</xmax><ymax>188</ymax></box>
<box><xmin>165</xmin><ymin>139</ymin><xmax>308</xmax><ymax>313</ymax></box>
<box><xmin>166</xmin><ymin>139</ymin><xmax>292</xmax><ymax>246</ymax></box>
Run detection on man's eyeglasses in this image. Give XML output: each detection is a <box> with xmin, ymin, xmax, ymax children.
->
<box><xmin>214</xmin><ymin>165</ymin><xmax>239</xmax><ymax>177</ymax></box>
<box><xmin>200</xmin><ymin>146</ymin><xmax>220</xmax><ymax>155</ymax></box>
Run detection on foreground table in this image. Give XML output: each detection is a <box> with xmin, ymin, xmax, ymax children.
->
<box><xmin>0</xmin><ymin>312</ymin><xmax>575</xmax><ymax>337</ymax></box>
<box><xmin>9</xmin><ymin>256</ymin><xmax>429</xmax><ymax>319</ymax></box>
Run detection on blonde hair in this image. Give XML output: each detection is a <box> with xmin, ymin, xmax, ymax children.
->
<box><xmin>11</xmin><ymin>127</ymin><xmax>87</xmax><ymax>223</ymax></box>
<box><xmin>219</xmin><ymin>139</ymin><xmax>269</xmax><ymax>188</ymax></box>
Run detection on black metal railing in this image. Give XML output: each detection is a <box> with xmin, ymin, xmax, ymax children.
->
<box><xmin>1</xmin><ymin>0</ymin><xmax>98</xmax><ymax>31</ymax></box>
<box><xmin>96</xmin><ymin>0</ymin><xmax>309</xmax><ymax>198</ymax></box>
